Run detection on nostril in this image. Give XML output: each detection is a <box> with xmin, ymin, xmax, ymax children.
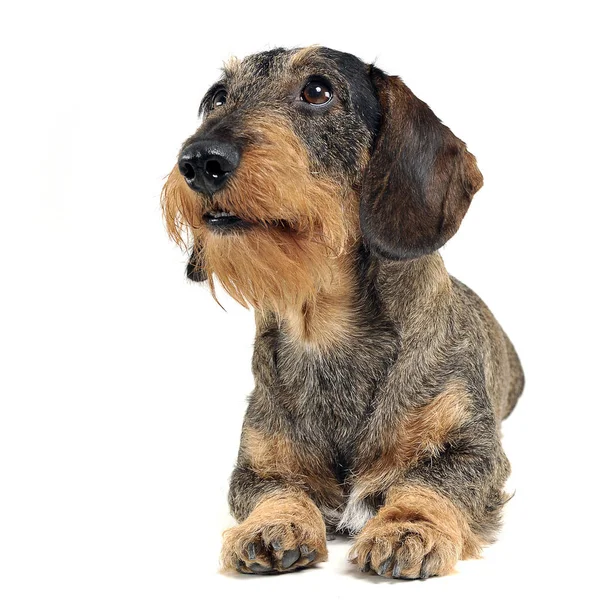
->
<box><xmin>205</xmin><ymin>159</ymin><xmax>226</xmax><ymax>180</ymax></box>
<box><xmin>179</xmin><ymin>141</ymin><xmax>239</xmax><ymax>194</ymax></box>
<box><xmin>180</xmin><ymin>162</ymin><xmax>196</xmax><ymax>181</ymax></box>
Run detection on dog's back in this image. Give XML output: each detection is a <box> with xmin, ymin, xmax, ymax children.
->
<box><xmin>450</xmin><ymin>277</ymin><xmax>524</xmax><ymax>421</ymax></box>
<box><xmin>503</xmin><ymin>333</ymin><xmax>525</xmax><ymax>418</ymax></box>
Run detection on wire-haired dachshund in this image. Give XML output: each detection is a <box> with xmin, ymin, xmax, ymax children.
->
<box><xmin>162</xmin><ymin>46</ymin><xmax>524</xmax><ymax>579</ymax></box>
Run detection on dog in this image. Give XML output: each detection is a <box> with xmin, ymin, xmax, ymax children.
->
<box><xmin>161</xmin><ymin>46</ymin><xmax>524</xmax><ymax>579</ymax></box>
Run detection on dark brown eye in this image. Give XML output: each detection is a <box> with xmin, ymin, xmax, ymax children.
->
<box><xmin>212</xmin><ymin>89</ymin><xmax>227</xmax><ymax>108</ymax></box>
<box><xmin>301</xmin><ymin>80</ymin><xmax>332</xmax><ymax>105</ymax></box>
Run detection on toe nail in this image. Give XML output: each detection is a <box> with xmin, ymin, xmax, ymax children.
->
<box><xmin>377</xmin><ymin>558</ymin><xmax>392</xmax><ymax>576</ymax></box>
<box><xmin>282</xmin><ymin>548</ymin><xmax>301</xmax><ymax>569</ymax></box>
<box><xmin>249</xmin><ymin>562</ymin><xmax>272</xmax><ymax>573</ymax></box>
<box><xmin>420</xmin><ymin>554</ymin><xmax>435</xmax><ymax>579</ymax></box>
<box><xmin>393</xmin><ymin>562</ymin><xmax>404</xmax><ymax>578</ymax></box>
<box><xmin>247</xmin><ymin>542</ymin><xmax>256</xmax><ymax>560</ymax></box>
<box><xmin>361</xmin><ymin>554</ymin><xmax>372</xmax><ymax>573</ymax></box>
<box><xmin>271</xmin><ymin>540</ymin><xmax>282</xmax><ymax>551</ymax></box>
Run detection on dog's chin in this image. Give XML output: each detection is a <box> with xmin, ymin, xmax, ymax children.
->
<box><xmin>199</xmin><ymin>217</ymin><xmax>342</xmax><ymax>312</ymax></box>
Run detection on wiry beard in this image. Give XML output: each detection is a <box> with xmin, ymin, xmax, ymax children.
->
<box><xmin>201</xmin><ymin>225</ymin><xmax>349</xmax><ymax>314</ymax></box>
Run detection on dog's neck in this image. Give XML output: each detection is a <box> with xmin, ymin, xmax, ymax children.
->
<box><xmin>262</xmin><ymin>248</ymin><xmax>452</xmax><ymax>350</ymax></box>
<box><xmin>376</xmin><ymin>252</ymin><xmax>454</xmax><ymax>340</ymax></box>
<box><xmin>376</xmin><ymin>252</ymin><xmax>453</xmax><ymax>317</ymax></box>
<box><xmin>279</xmin><ymin>251</ymin><xmax>359</xmax><ymax>349</ymax></box>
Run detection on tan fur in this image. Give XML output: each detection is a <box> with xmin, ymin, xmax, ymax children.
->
<box><xmin>350</xmin><ymin>484</ymin><xmax>481</xmax><ymax>578</ymax></box>
<box><xmin>242</xmin><ymin>427</ymin><xmax>343</xmax><ymax>511</ymax></box>
<box><xmin>221</xmin><ymin>490</ymin><xmax>328</xmax><ymax>573</ymax></box>
<box><xmin>161</xmin><ymin>164</ymin><xmax>204</xmax><ymax>248</ymax></box>
<box><xmin>161</xmin><ymin>115</ymin><xmax>358</xmax><ymax>315</ymax></box>
<box><xmin>355</xmin><ymin>381</ymin><xmax>472</xmax><ymax>494</ymax></box>
<box><xmin>281</xmin><ymin>249</ymin><xmax>362</xmax><ymax>348</ymax></box>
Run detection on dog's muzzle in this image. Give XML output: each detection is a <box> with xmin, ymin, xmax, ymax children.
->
<box><xmin>178</xmin><ymin>139</ymin><xmax>250</xmax><ymax>233</ymax></box>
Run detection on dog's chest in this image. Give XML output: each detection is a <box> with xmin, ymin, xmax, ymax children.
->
<box><xmin>273</xmin><ymin>326</ymin><xmax>399</xmax><ymax>462</ymax></box>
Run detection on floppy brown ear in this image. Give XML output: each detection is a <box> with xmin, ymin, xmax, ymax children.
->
<box><xmin>360</xmin><ymin>67</ymin><xmax>483</xmax><ymax>260</ymax></box>
<box><xmin>186</xmin><ymin>244</ymin><xmax>207</xmax><ymax>282</ymax></box>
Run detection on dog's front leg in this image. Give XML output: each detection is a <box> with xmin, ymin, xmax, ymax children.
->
<box><xmin>220</xmin><ymin>428</ymin><xmax>330</xmax><ymax>574</ymax></box>
<box><xmin>349</xmin><ymin>387</ymin><xmax>510</xmax><ymax>579</ymax></box>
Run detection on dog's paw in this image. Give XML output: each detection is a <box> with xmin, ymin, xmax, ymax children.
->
<box><xmin>221</xmin><ymin>520</ymin><xmax>327</xmax><ymax>574</ymax></box>
<box><xmin>349</xmin><ymin>517</ymin><xmax>460</xmax><ymax>579</ymax></box>
<box><xmin>221</xmin><ymin>494</ymin><xmax>328</xmax><ymax>575</ymax></box>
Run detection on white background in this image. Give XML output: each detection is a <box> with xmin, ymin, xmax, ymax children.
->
<box><xmin>1</xmin><ymin>1</ymin><xmax>599</xmax><ymax>598</ymax></box>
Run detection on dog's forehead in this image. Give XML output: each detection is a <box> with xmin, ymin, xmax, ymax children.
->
<box><xmin>221</xmin><ymin>47</ymin><xmax>368</xmax><ymax>92</ymax></box>
<box><xmin>236</xmin><ymin>47</ymin><xmax>293</xmax><ymax>77</ymax></box>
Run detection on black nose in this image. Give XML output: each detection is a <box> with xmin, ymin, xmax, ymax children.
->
<box><xmin>178</xmin><ymin>140</ymin><xmax>240</xmax><ymax>195</ymax></box>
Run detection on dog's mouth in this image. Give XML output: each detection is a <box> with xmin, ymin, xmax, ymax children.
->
<box><xmin>202</xmin><ymin>209</ymin><xmax>252</xmax><ymax>233</ymax></box>
<box><xmin>203</xmin><ymin>208</ymin><xmax>296</xmax><ymax>235</ymax></box>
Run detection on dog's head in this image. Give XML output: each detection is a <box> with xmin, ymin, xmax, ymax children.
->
<box><xmin>162</xmin><ymin>47</ymin><xmax>482</xmax><ymax>312</ymax></box>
